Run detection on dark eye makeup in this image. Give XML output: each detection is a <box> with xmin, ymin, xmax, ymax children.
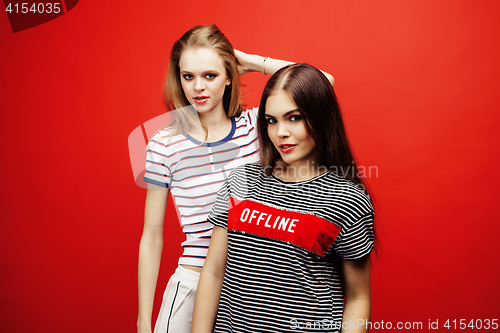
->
<box><xmin>181</xmin><ymin>72</ymin><xmax>218</xmax><ymax>80</ymax></box>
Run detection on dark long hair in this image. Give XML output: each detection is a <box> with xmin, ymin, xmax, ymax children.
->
<box><xmin>258</xmin><ymin>64</ymin><xmax>379</xmax><ymax>256</ymax></box>
<box><xmin>258</xmin><ymin>63</ymin><xmax>367</xmax><ymax>189</ymax></box>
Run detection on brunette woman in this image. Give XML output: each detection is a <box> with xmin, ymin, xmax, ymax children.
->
<box><xmin>193</xmin><ymin>63</ymin><xmax>372</xmax><ymax>333</ymax></box>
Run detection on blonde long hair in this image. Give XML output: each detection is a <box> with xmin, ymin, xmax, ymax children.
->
<box><xmin>163</xmin><ymin>24</ymin><xmax>242</xmax><ymax>139</ymax></box>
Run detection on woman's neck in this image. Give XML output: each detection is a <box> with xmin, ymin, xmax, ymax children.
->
<box><xmin>273</xmin><ymin>159</ymin><xmax>328</xmax><ymax>182</ymax></box>
<box><xmin>198</xmin><ymin>104</ymin><xmax>228</xmax><ymax>128</ymax></box>
<box><xmin>189</xmin><ymin>107</ymin><xmax>232</xmax><ymax>142</ymax></box>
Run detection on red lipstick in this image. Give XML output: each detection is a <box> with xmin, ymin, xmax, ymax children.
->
<box><xmin>279</xmin><ymin>144</ymin><xmax>296</xmax><ymax>153</ymax></box>
<box><xmin>194</xmin><ymin>96</ymin><xmax>208</xmax><ymax>104</ymax></box>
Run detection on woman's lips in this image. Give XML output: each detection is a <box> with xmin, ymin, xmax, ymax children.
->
<box><xmin>279</xmin><ymin>144</ymin><xmax>296</xmax><ymax>153</ymax></box>
<box><xmin>194</xmin><ymin>96</ymin><xmax>209</xmax><ymax>104</ymax></box>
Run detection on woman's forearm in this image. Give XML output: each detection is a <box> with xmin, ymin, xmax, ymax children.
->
<box><xmin>137</xmin><ymin>232</ymin><xmax>163</xmax><ymax>332</ymax></box>
<box><xmin>340</xmin><ymin>255</ymin><xmax>371</xmax><ymax>333</ymax></box>
<box><xmin>235</xmin><ymin>50</ymin><xmax>334</xmax><ymax>86</ymax></box>
<box><xmin>192</xmin><ymin>226</ymin><xmax>228</xmax><ymax>333</ymax></box>
<box><xmin>341</xmin><ymin>297</ymin><xmax>371</xmax><ymax>332</ymax></box>
<box><xmin>238</xmin><ymin>51</ymin><xmax>293</xmax><ymax>75</ymax></box>
<box><xmin>137</xmin><ymin>187</ymin><xmax>168</xmax><ymax>333</ymax></box>
<box><xmin>191</xmin><ymin>268</ymin><xmax>225</xmax><ymax>333</ymax></box>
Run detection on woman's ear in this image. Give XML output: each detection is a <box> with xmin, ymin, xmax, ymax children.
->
<box><xmin>226</xmin><ymin>77</ymin><xmax>231</xmax><ymax>86</ymax></box>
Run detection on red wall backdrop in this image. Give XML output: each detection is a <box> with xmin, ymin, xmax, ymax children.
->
<box><xmin>1</xmin><ymin>1</ymin><xmax>500</xmax><ymax>332</ymax></box>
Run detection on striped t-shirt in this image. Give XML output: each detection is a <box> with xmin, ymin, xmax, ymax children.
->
<box><xmin>209</xmin><ymin>163</ymin><xmax>374</xmax><ymax>332</ymax></box>
<box><xmin>143</xmin><ymin>108</ymin><xmax>260</xmax><ymax>267</ymax></box>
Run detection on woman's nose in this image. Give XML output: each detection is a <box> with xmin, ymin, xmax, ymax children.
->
<box><xmin>276</xmin><ymin>123</ymin><xmax>290</xmax><ymax>138</ymax></box>
<box><xmin>194</xmin><ymin>78</ymin><xmax>204</xmax><ymax>91</ymax></box>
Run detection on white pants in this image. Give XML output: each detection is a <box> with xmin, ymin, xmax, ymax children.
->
<box><xmin>153</xmin><ymin>265</ymin><xmax>201</xmax><ymax>333</ymax></box>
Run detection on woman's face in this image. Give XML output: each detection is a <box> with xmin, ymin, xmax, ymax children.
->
<box><xmin>264</xmin><ymin>89</ymin><xmax>316</xmax><ymax>170</ymax></box>
<box><xmin>179</xmin><ymin>47</ymin><xmax>231</xmax><ymax>115</ymax></box>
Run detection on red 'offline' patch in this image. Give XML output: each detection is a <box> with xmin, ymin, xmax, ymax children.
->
<box><xmin>3</xmin><ymin>1</ymin><xmax>79</xmax><ymax>33</ymax></box>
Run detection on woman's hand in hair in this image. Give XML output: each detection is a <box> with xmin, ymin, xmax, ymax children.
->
<box><xmin>234</xmin><ymin>49</ymin><xmax>255</xmax><ymax>75</ymax></box>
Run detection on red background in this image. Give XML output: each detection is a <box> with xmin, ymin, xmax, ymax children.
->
<box><xmin>1</xmin><ymin>1</ymin><xmax>500</xmax><ymax>332</ymax></box>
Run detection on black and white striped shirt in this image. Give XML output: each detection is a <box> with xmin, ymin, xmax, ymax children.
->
<box><xmin>208</xmin><ymin>163</ymin><xmax>374</xmax><ymax>332</ymax></box>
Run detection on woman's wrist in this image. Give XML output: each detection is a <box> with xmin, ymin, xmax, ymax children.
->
<box><xmin>245</xmin><ymin>53</ymin><xmax>267</xmax><ymax>73</ymax></box>
<box><xmin>137</xmin><ymin>319</ymin><xmax>152</xmax><ymax>332</ymax></box>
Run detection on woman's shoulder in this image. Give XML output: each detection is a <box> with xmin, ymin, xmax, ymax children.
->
<box><xmin>231</xmin><ymin>161</ymin><xmax>262</xmax><ymax>173</ymax></box>
<box><xmin>227</xmin><ymin>162</ymin><xmax>263</xmax><ymax>180</ymax></box>
<box><xmin>233</xmin><ymin>107</ymin><xmax>259</xmax><ymax>123</ymax></box>
<box><xmin>151</xmin><ymin>126</ymin><xmax>186</xmax><ymax>142</ymax></box>
<box><xmin>148</xmin><ymin>127</ymin><xmax>187</xmax><ymax>148</ymax></box>
<box><xmin>224</xmin><ymin>162</ymin><xmax>264</xmax><ymax>197</ymax></box>
<box><xmin>323</xmin><ymin>172</ymin><xmax>373</xmax><ymax>212</ymax></box>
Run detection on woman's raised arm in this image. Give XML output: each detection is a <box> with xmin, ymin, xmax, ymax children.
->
<box><xmin>235</xmin><ymin>49</ymin><xmax>335</xmax><ymax>86</ymax></box>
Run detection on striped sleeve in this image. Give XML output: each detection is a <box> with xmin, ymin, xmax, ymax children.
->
<box><xmin>245</xmin><ymin>107</ymin><xmax>259</xmax><ymax>124</ymax></box>
<box><xmin>143</xmin><ymin>135</ymin><xmax>172</xmax><ymax>188</ymax></box>
<box><xmin>333</xmin><ymin>212</ymin><xmax>374</xmax><ymax>260</ymax></box>
<box><xmin>207</xmin><ymin>176</ymin><xmax>231</xmax><ymax>229</ymax></box>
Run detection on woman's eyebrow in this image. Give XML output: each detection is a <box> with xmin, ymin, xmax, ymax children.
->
<box><xmin>283</xmin><ymin>109</ymin><xmax>300</xmax><ymax>117</ymax></box>
<box><xmin>180</xmin><ymin>70</ymin><xmax>220</xmax><ymax>74</ymax></box>
<box><xmin>264</xmin><ymin>109</ymin><xmax>300</xmax><ymax>118</ymax></box>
